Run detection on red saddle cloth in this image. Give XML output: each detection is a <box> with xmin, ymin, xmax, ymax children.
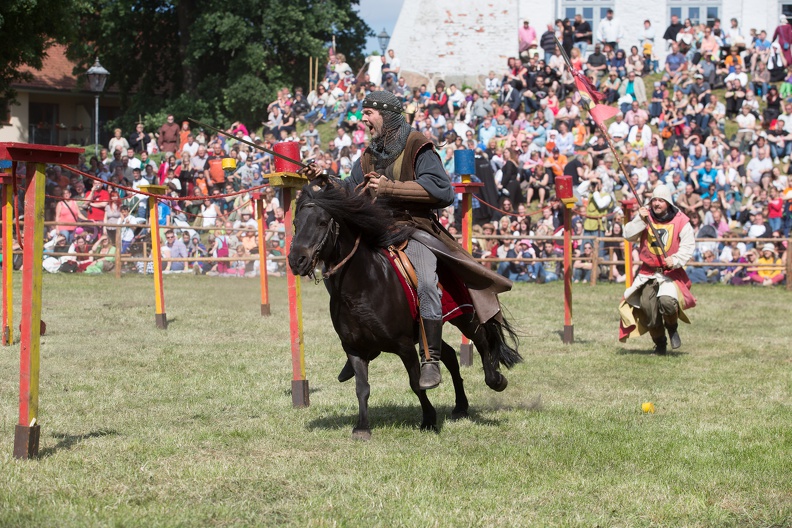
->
<box><xmin>382</xmin><ymin>249</ymin><xmax>475</xmax><ymax>323</ymax></box>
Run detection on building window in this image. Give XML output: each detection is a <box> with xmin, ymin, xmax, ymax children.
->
<box><xmin>668</xmin><ymin>1</ymin><xmax>721</xmax><ymax>26</ymax></box>
<box><xmin>0</xmin><ymin>100</ymin><xmax>10</xmax><ymax>126</ymax></box>
<box><xmin>562</xmin><ymin>1</ymin><xmax>615</xmax><ymax>49</ymax></box>
<box><xmin>28</xmin><ymin>102</ymin><xmax>59</xmax><ymax>146</ymax></box>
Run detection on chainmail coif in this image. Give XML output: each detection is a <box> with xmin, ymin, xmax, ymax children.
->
<box><xmin>362</xmin><ymin>90</ymin><xmax>412</xmax><ymax>171</ymax></box>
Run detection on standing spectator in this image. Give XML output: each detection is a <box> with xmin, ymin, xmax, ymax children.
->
<box><xmin>597</xmin><ymin>9</ymin><xmax>624</xmax><ymax>50</ymax></box>
<box><xmin>663</xmin><ymin>14</ymin><xmax>684</xmax><ymax>50</ymax></box>
<box><xmin>773</xmin><ymin>15</ymin><xmax>792</xmax><ymax>66</ymax></box>
<box><xmin>640</xmin><ymin>19</ymin><xmax>656</xmax><ymax>50</ymax></box>
<box><xmin>573</xmin><ymin>13</ymin><xmax>592</xmax><ymax>57</ymax></box>
<box><xmin>158</xmin><ymin>115</ymin><xmax>180</xmax><ymax>156</ymax></box>
<box><xmin>519</xmin><ymin>19</ymin><xmax>537</xmax><ymax>60</ymax></box>
<box><xmin>540</xmin><ymin>24</ymin><xmax>557</xmax><ymax>64</ymax></box>
<box><xmin>128</xmin><ymin>122</ymin><xmax>150</xmax><ymax>154</ymax></box>
<box><xmin>382</xmin><ymin>49</ymin><xmax>400</xmax><ymax>82</ymax></box>
<box><xmin>108</xmin><ymin>128</ymin><xmax>129</xmax><ymax>154</ymax></box>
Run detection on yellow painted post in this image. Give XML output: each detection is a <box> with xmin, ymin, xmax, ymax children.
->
<box><xmin>1</xmin><ymin>173</ymin><xmax>13</xmax><ymax>345</ymax></box>
<box><xmin>142</xmin><ymin>185</ymin><xmax>169</xmax><ymax>329</ymax></box>
<box><xmin>16</xmin><ymin>162</ymin><xmax>46</xmax><ymax>458</ymax></box>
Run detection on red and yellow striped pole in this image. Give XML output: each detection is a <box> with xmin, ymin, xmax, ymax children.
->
<box><xmin>16</xmin><ymin>161</ymin><xmax>46</xmax><ymax>457</ymax></box>
<box><xmin>269</xmin><ymin>141</ymin><xmax>309</xmax><ymax>408</ymax></box>
<box><xmin>253</xmin><ymin>191</ymin><xmax>271</xmax><ymax>316</ymax></box>
<box><xmin>143</xmin><ymin>185</ymin><xmax>169</xmax><ymax>329</ymax></box>
<box><xmin>555</xmin><ymin>175</ymin><xmax>575</xmax><ymax>344</ymax></box>
<box><xmin>2</xmin><ymin>143</ymin><xmax>83</xmax><ymax>459</ymax></box>
<box><xmin>1</xmin><ymin>168</ymin><xmax>13</xmax><ymax>345</ymax></box>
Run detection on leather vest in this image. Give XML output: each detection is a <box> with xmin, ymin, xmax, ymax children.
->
<box><xmin>361</xmin><ymin>131</ymin><xmax>433</xmax><ymax>183</ymax></box>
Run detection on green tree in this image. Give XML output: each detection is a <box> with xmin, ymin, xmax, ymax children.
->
<box><xmin>0</xmin><ymin>0</ymin><xmax>79</xmax><ymax>104</ymax></box>
<box><xmin>68</xmin><ymin>0</ymin><xmax>370</xmax><ymax>132</ymax></box>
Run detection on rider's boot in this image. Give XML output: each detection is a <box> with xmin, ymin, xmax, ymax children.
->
<box><xmin>418</xmin><ymin>318</ymin><xmax>443</xmax><ymax>390</ymax></box>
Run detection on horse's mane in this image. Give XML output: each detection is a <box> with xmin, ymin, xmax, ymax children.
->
<box><xmin>298</xmin><ymin>182</ymin><xmax>414</xmax><ymax>248</ymax></box>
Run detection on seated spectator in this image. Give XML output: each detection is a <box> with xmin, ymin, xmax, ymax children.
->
<box><xmin>750</xmin><ymin>243</ymin><xmax>785</xmax><ymax>285</ymax></box>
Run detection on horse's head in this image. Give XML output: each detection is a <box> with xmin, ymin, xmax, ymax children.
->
<box><xmin>288</xmin><ymin>183</ymin><xmax>339</xmax><ymax>277</ymax></box>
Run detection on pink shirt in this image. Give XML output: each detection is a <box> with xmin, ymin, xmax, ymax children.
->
<box><xmin>519</xmin><ymin>26</ymin><xmax>537</xmax><ymax>51</ymax></box>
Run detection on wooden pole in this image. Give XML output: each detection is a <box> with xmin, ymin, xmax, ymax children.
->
<box><xmin>114</xmin><ymin>221</ymin><xmax>122</xmax><ymax>280</ymax></box>
<box><xmin>1</xmin><ymin>173</ymin><xmax>13</xmax><ymax>345</ymax></box>
<box><xmin>284</xmin><ymin>186</ymin><xmax>308</xmax><ymax>407</ymax></box>
<box><xmin>143</xmin><ymin>185</ymin><xmax>168</xmax><ymax>329</ymax></box>
<box><xmin>787</xmin><ymin>236</ymin><xmax>792</xmax><ymax>292</ymax></box>
<box><xmin>562</xmin><ymin>198</ymin><xmax>575</xmax><ymax>344</ymax></box>
<box><xmin>254</xmin><ymin>192</ymin><xmax>270</xmax><ymax>316</ymax></box>
<box><xmin>622</xmin><ymin>198</ymin><xmax>636</xmax><ymax>288</ymax></box>
<box><xmin>15</xmin><ymin>161</ymin><xmax>45</xmax><ymax>458</ymax></box>
<box><xmin>591</xmin><ymin>238</ymin><xmax>600</xmax><ymax>286</ymax></box>
<box><xmin>452</xmin><ymin>149</ymin><xmax>481</xmax><ymax>367</ymax></box>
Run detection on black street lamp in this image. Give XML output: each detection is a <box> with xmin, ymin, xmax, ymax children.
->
<box><xmin>86</xmin><ymin>58</ymin><xmax>110</xmax><ymax>156</ymax></box>
<box><xmin>377</xmin><ymin>28</ymin><xmax>390</xmax><ymax>56</ymax></box>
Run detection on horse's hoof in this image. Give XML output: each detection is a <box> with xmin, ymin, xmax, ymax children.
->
<box><xmin>486</xmin><ymin>374</ymin><xmax>508</xmax><ymax>392</ymax></box>
<box><xmin>420</xmin><ymin>423</ymin><xmax>439</xmax><ymax>433</ymax></box>
<box><xmin>351</xmin><ymin>428</ymin><xmax>372</xmax><ymax>441</ymax></box>
<box><xmin>451</xmin><ymin>408</ymin><xmax>469</xmax><ymax>421</ymax></box>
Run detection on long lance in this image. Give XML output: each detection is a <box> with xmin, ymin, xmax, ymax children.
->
<box><xmin>553</xmin><ymin>37</ymin><xmax>670</xmax><ymax>264</ymax></box>
<box><xmin>188</xmin><ymin>118</ymin><xmax>310</xmax><ymax>169</ymax></box>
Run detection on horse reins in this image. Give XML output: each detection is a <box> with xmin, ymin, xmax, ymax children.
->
<box><xmin>301</xmin><ymin>203</ymin><xmax>361</xmax><ymax>282</ymax></box>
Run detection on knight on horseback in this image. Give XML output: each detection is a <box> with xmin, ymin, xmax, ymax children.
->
<box><xmin>301</xmin><ymin>90</ymin><xmax>513</xmax><ymax>390</ymax></box>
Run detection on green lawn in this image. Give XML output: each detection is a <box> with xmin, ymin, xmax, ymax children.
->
<box><xmin>0</xmin><ymin>274</ymin><xmax>790</xmax><ymax>526</ymax></box>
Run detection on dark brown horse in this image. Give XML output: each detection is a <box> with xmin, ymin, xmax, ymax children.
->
<box><xmin>288</xmin><ymin>181</ymin><xmax>521</xmax><ymax>439</ymax></box>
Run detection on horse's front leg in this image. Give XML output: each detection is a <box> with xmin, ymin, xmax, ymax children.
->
<box><xmin>441</xmin><ymin>340</ymin><xmax>469</xmax><ymax>420</ymax></box>
<box><xmin>454</xmin><ymin>317</ymin><xmax>508</xmax><ymax>392</ymax></box>
<box><xmin>399</xmin><ymin>346</ymin><xmax>437</xmax><ymax>432</ymax></box>
<box><xmin>347</xmin><ymin>353</ymin><xmax>372</xmax><ymax>440</ymax></box>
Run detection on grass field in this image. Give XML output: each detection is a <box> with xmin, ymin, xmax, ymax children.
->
<box><xmin>0</xmin><ymin>274</ymin><xmax>790</xmax><ymax>527</ymax></box>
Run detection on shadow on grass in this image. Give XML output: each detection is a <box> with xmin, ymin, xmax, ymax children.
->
<box><xmin>40</xmin><ymin>429</ymin><xmax>119</xmax><ymax>457</ymax></box>
<box><xmin>553</xmin><ymin>330</ymin><xmax>592</xmax><ymax>344</ymax></box>
<box><xmin>616</xmin><ymin>347</ymin><xmax>688</xmax><ymax>357</ymax></box>
<box><xmin>306</xmin><ymin>404</ymin><xmax>503</xmax><ymax>433</ymax></box>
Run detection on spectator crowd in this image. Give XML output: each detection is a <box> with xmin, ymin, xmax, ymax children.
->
<box><xmin>21</xmin><ymin>13</ymin><xmax>792</xmax><ymax>286</ymax></box>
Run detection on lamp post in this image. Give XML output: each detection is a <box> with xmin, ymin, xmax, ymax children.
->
<box><xmin>86</xmin><ymin>58</ymin><xmax>109</xmax><ymax>158</ymax></box>
<box><xmin>377</xmin><ymin>28</ymin><xmax>390</xmax><ymax>56</ymax></box>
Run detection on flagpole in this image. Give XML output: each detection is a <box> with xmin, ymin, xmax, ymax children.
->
<box><xmin>554</xmin><ymin>37</ymin><xmax>670</xmax><ymax>264</ymax></box>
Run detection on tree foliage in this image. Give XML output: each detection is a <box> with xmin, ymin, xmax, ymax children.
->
<box><xmin>68</xmin><ymin>0</ymin><xmax>370</xmax><ymax>132</ymax></box>
<box><xmin>0</xmin><ymin>0</ymin><xmax>80</xmax><ymax>104</ymax></box>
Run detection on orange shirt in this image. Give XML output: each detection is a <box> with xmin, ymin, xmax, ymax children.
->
<box><xmin>545</xmin><ymin>154</ymin><xmax>567</xmax><ymax>177</ymax></box>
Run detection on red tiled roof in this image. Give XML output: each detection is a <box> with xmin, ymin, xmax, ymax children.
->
<box><xmin>16</xmin><ymin>44</ymin><xmax>80</xmax><ymax>92</ymax></box>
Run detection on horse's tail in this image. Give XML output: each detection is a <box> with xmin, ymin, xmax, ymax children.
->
<box><xmin>483</xmin><ymin>315</ymin><xmax>522</xmax><ymax>369</ymax></box>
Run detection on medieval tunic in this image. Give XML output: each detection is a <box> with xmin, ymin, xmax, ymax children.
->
<box><xmin>342</xmin><ymin>131</ymin><xmax>512</xmax><ymax>323</ymax></box>
<box><xmin>619</xmin><ymin>209</ymin><xmax>696</xmax><ymax>341</ymax></box>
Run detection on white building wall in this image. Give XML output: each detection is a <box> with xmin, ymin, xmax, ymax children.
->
<box><xmin>389</xmin><ymin>0</ymin><xmax>520</xmax><ymax>88</ymax></box>
<box><xmin>389</xmin><ymin>0</ymin><xmax>787</xmax><ymax>86</ymax></box>
<box><xmin>0</xmin><ymin>91</ymin><xmax>29</xmax><ymax>143</ymax></box>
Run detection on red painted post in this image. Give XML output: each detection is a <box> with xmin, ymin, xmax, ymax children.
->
<box><xmin>555</xmin><ymin>175</ymin><xmax>575</xmax><ymax>344</ymax></box>
<box><xmin>252</xmin><ymin>192</ymin><xmax>271</xmax><ymax>316</ymax></box>
<box><xmin>1</xmin><ymin>143</ymin><xmax>83</xmax><ymax>459</ymax></box>
<box><xmin>269</xmin><ymin>142</ymin><xmax>309</xmax><ymax>408</ymax></box>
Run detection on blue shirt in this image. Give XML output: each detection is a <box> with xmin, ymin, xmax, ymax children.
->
<box><xmin>157</xmin><ymin>202</ymin><xmax>171</xmax><ymax>225</ymax></box>
<box><xmin>665</xmin><ymin>52</ymin><xmax>686</xmax><ymax>73</ymax></box>
<box><xmin>697</xmin><ymin>167</ymin><xmax>718</xmax><ymax>188</ymax></box>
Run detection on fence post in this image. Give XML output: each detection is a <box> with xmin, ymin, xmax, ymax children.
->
<box><xmin>787</xmin><ymin>237</ymin><xmax>792</xmax><ymax>292</ymax></box>
<box><xmin>114</xmin><ymin>223</ymin><xmax>122</xmax><ymax>280</ymax></box>
<box><xmin>591</xmin><ymin>238</ymin><xmax>600</xmax><ymax>286</ymax></box>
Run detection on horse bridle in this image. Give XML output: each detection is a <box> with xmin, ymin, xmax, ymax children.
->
<box><xmin>299</xmin><ymin>202</ymin><xmax>361</xmax><ymax>282</ymax></box>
